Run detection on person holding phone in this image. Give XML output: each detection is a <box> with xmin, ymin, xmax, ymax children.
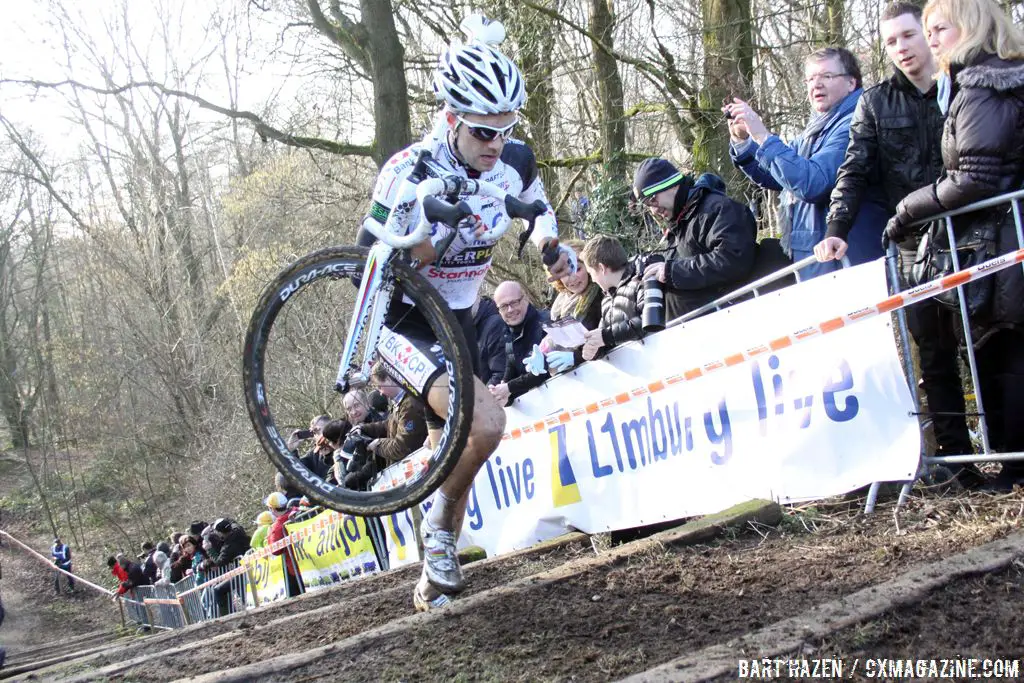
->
<box><xmin>725</xmin><ymin>47</ymin><xmax>887</xmax><ymax>279</ymax></box>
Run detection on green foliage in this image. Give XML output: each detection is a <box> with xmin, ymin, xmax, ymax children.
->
<box><xmin>579</xmin><ymin>172</ymin><xmax>661</xmax><ymax>256</ymax></box>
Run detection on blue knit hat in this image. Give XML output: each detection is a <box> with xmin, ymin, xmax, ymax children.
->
<box><xmin>633</xmin><ymin>158</ymin><xmax>686</xmax><ymax>199</ymax></box>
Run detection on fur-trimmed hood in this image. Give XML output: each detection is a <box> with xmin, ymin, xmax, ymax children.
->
<box><xmin>956</xmin><ymin>54</ymin><xmax>1024</xmax><ymax>91</ymax></box>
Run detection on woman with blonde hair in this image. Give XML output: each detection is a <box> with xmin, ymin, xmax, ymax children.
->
<box><xmin>885</xmin><ymin>0</ymin><xmax>1024</xmax><ymax>491</ymax></box>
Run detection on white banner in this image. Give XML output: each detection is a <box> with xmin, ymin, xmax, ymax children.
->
<box><xmin>377</xmin><ymin>259</ymin><xmax>920</xmax><ymax>559</ymax></box>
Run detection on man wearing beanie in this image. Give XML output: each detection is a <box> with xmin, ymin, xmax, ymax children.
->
<box><xmin>634</xmin><ymin>158</ymin><xmax>757</xmax><ymax>320</ymax></box>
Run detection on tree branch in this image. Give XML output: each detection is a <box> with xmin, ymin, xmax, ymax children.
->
<box><xmin>305</xmin><ymin>0</ymin><xmax>370</xmax><ymax>72</ymax></box>
<box><xmin>1</xmin><ymin>78</ymin><xmax>375</xmax><ymax>157</ymax></box>
<box><xmin>538</xmin><ymin>152</ymin><xmax>650</xmax><ymax>169</ymax></box>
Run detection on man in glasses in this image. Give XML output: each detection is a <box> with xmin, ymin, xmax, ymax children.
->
<box><xmin>355</xmin><ymin>15</ymin><xmax>575</xmax><ymax>613</ymax></box>
<box><xmin>635</xmin><ymin>158</ymin><xmax>757</xmax><ymax>321</ymax></box>
<box><xmin>487</xmin><ymin>280</ymin><xmax>550</xmax><ymax>407</ymax></box>
<box><xmin>724</xmin><ymin>47</ymin><xmax>887</xmax><ymax>279</ymax></box>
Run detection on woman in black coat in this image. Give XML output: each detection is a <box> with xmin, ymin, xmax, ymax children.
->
<box><xmin>888</xmin><ymin>0</ymin><xmax>1024</xmax><ymax>489</ymax></box>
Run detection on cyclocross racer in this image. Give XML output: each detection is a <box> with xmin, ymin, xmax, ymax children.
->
<box><xmin>357</xmin><ymin>15</ymin><xmax>575</xmax><ymax>611</ymax></box>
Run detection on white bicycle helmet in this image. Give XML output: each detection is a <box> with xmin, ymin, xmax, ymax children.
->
<box><xmin>433</xmin><ymin>15</ymin><xmax>526</xmax><ymax>115</ymax></box>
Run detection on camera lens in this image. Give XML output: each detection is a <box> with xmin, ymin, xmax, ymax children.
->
<box><xmin>642</xmin><ymin>255</ymin><xmax>666</xmax><ymax>333</ymax></box>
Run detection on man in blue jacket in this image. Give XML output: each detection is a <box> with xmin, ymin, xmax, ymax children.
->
<box><xmin>725</xmin><ymin>47</ymin><xmax>887</xmax><ymax>279</ymax></box>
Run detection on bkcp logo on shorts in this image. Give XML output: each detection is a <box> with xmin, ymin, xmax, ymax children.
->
<box><xmin>379</xmin><ymin>329</ymin><xmax>438</xmax><ymax>394</ymax></box>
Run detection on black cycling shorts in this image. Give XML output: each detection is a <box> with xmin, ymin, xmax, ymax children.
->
<box><xmin>377</xmin><ymin>302</ymin><xmax>480</xmax><ymax>404</ymax></box>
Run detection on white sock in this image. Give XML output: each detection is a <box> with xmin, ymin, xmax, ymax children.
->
<box><xmin>426</xmin><ymin>489</ymin><xmax>457</xmax><ymax>530</ymax></box>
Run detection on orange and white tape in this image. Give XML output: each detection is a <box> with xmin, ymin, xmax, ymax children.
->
<box><xmin>502</xmin><ymin>248</ymin><xmax>1024</xmax><ymax>441</ymax></box>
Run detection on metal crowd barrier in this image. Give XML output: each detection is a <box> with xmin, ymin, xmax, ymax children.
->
<box><xmin>173</xmin><ymin>574</ymin><xmax>206</xmax><ymax>624</ymax></box>
<box><xmin>120</xmin><ymin>590</ymin><xmax>152</xmax><ymax>630</ymax></box>
<box><xmin>196</xmin><ymin>559</ymin><xmax>252</xmax><ymax>619</ymax></box>
<box><xmin>893</xmin><ymin>187</ymin><xmax>1024</xmax><ymax>484</ymax></box>
<box><xmin>116</xmin><ymin>506</ymin><xmax>394</xmax><ymax>630</ymax></box>
<box><xmin>668</xmin><ymin>254</ymin><xmax>853</xmax><ymax>328</ymax></box>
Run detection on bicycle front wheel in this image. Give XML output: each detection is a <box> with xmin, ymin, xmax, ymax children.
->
<box><xmin>242</xmin><ymin>245</ymin><xmax>474</xmax><ymax>516</ymax></box>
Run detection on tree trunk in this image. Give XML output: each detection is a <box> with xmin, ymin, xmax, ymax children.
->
<box><xmin>589</xmin><ymin>0</ymin><xmax>627</xmax><ymax>181</ymax></box>
<box><xmin>814</xmin><ymin>0</ymin><xmax>845</xmax><ymax>46</ymax></box>
<box><xmin>699</xmin><ymin>0</ymin><xmax>754</xmax><ymax>182</ymax></box>
<box><xmin>360</xmin><ymin>0</ymin><xmax>411</xmax><ymax>166</ymax></box>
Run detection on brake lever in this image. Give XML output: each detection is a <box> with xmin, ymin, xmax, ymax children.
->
<box><xmin>517</xmin><ymin>217</ymin><xmax>537</xmax><ymax>260</ymax></box>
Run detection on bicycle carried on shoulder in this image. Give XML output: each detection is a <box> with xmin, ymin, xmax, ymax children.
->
<box><xmin>242</xmin><ymin>141</ymin><xmax>549</xmax><ymax>517</ymax></box>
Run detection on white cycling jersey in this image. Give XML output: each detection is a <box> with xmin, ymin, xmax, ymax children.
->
<box><xmin>362</xmin><ymin>135</ymin><xmax>557</xmax><ymax>310</ymax></box>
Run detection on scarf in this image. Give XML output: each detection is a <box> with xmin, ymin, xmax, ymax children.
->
<box><xmin>937</xmin><ymin>72</ymin><xmax>953</xmax><ymax>115</ymax></box>
<box><xmin>777</xmin><ymin>105</ymin><xmax>845</xmax><ymax>253</ymax></box>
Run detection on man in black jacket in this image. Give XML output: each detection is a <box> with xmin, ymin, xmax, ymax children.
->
<box><xmin>815</xmin><ymin>2</ymin><xmax>975</xmax><ymax>479</ymax></box>
<box><xmin>487</xmin><ymin>281</ymin><xmax>550</xmax><ymax>405</ymax></box>
<box><xmin>202</xmin><ymin>518</ymin><xmax>251</xmax><ymax>617</ymax></box>
<box><xmin>633</xmin><ymin>158</ymin><xmax>756</xmax><ymax>321</ymax></box>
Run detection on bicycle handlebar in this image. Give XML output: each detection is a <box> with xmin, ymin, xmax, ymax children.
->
<box><xmin>422</xmin><ymin>195</ymin><xmax>473</xmax><ymax>229</ymax></box>
<box><xmin>360</xmin><ymin>151</ymin><xmax>551</xmax><ymax>249</ymax></box>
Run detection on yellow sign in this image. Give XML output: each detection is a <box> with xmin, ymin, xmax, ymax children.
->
<box><xmin>285</xmin><ymin>511</ymin><xmax>379</xmax><ymax>591</ymax></box>
<box><xmin>243</xmin><ymin>553</ymin><xmax>287</xmax><ymax>606</ymax></box>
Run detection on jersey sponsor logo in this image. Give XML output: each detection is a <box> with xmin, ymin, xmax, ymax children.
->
<box><xmin>369</xmin><ymin>201</ymin><xmax>390</xmax><ymax>225</ymax></box>
<box><xmin>378</xmin><ymin>329</ymin><xmax>438</xmax><ymax>393</ymax></box>
<box><xmin>426</xmin><ymin>265</ymin><xmax>491</xmax><ymax>280</ymax></box>
<box><xmin>440</xmin><ymin>246</ymin><xmax>494</xmax><ymax>266</ymax></box>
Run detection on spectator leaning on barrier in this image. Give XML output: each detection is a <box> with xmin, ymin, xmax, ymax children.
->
<box><xmin>488</xmin><ymin>280</ymin><xmax>550</xmax><ymax>406</ymax></box>
<box><xmin>152</xmin><ymin>551</ymin><xmax>172</xmax><ymax>586</ymax></box>
<box><xmin>815</xmin><ymin>2</ymin><xmax>978</xmax><ymax>481</ymax></box>
<box><xmin>115</xmin><ymin>554</ymin><xmax>150</xmax><ymax>597</ymax></box>
<box><xmin>521</xmin><ymin>239</ymin><xmax>605</xmax><ymax>381</ymax></box>
<box><xmin>139</xmin><ymin>541</ymin><xmax>158</xmax><ymax>584</ymax></box>
<box><xmin>202</xmin><ymin>518</ymin><xmax>251</xmax><ymax>616</ymax></box>
<box><xmin>200</xmin><ymin>518</ymin><xmax>251</xmax><ymax>572</ymax></box>
<box><xmin>579</xmin><ymin>235</ymin><xmax>647</xmax><ymax>360</ymax></box>
<box><xmin>886</xmin><ymin>0</ymin><xmax>1024</xmax><ymax>491</ymax></box>
<box><xmin>633</xmin><ymin>158</ymin><xmax>757</xmax><ymax>320</ymax></box>
<box><xmin>727</xmin><ymin>48</ymin><xmax>888</xmax><ymax>278</ymax></box>
<box><xmin>473</xmin><ymin>294</ymin><xmax>507</xmax><ymax>386</ymax></box>
<box><xmin>50</xmin><ymin>538</ymin><xmax>74</xmax><ymax>594</ymax></box>
<box><xmin>170</xmin><ymin>536</ymin><xmax>198</xmax><ymax>583</ymax></box>
<box><xmin>250</xmin><ymin>511</ymin><xmax>274</xmax><ymax>549</ymax></box>
<box><xmin>547</xmin><ymin>239</ymin><xmax>603</xmax><ymax>342</ymax></box>
<box><xmin>107</xmin><ymin>555</ymin><xmax>128</xmax><ymax>593</ymax></box>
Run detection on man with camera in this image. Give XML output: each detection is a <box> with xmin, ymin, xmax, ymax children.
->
<box><xmin>287</xmin><ymin>414</ymin><xmax>337</xmax><ymax>482</ymax></box>
<box><xmin>725</xmin><ymin>47</ymin><xmax>888</xmax><ymax>278</ymax></box>
<box><xmin>634</xmin><ymin>158</ymin><xmax>757</xmax><ymax>321</ymax></box>
<box><xmin>336</xmin><ymin>362</ymin><xmax>429</xmax><ymax>489</ymax></box>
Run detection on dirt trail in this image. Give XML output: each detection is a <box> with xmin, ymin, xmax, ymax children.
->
<box><xmin>97</xmin><ymin>493</ymin><xmax>1021</xmax><ymax>683</ymax></box>
<box><xmin>6</xmin><ymin>491</ymin><xmax>1023</xmax><ymax>683</ymax></box>
<box><xmin>0</xmin><ymin>542</ymin><xmax>47</xmax><ymax>656</ymax></box>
